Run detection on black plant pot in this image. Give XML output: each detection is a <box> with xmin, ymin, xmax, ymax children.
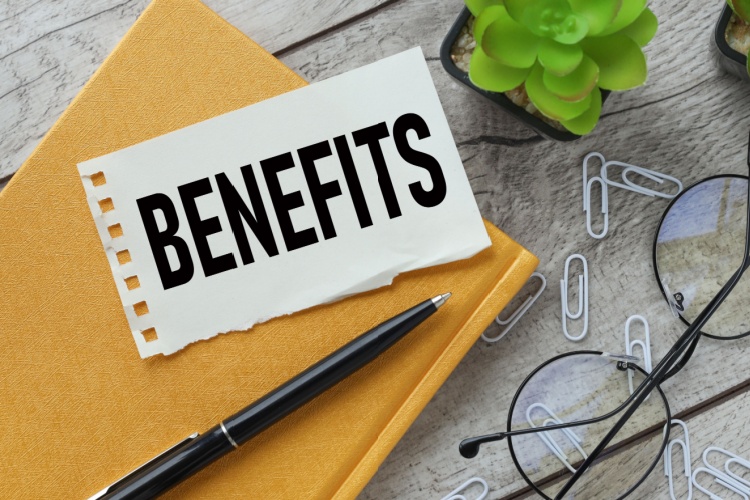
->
<box><xmin>713</xmin><ymin>4</ymin><xmax>750</xmax><ymax>82</ymax></box>
<box><xmin>440</xmin><ymin>7</ymin><xmax>609</xmax><ymax>142</ymax></box>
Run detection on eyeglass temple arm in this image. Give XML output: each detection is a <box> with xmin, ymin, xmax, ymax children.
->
<box><xmin>458</xmin><ymin>378</ymin><xmax>648</xmax><ymax>459</ymax></box>
<box><xmin>459</xmin><ymin>353</ymin><xmax>691</xmax><ymax>458</ymax></box>
<box><xmin>662</xmin><ymin>333</ymin><xmax>701</xmax><ymax>381</ymax></box>
<box><xmin>554</xmin><ymin>134</ymin><xmax>750</xmax><ymax>499</ymax></box>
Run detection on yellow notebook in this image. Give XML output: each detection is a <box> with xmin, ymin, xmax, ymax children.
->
<box><xmin>0</xmin><ymin>0</ymin><xmax>538</xmax><ymax>498</ymax></box>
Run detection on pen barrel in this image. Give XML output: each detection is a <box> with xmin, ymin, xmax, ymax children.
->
<box><xmin>99</xmin><ymin>296</ymin><xmax>440</xmax><ymax>499</ymax></box>
<box><xmin>223</xmin><ymin>297</ymin><xmax>438</xmax><ymax>445</ymax></box>
<box><xmin>100</xmin><ymin>426</ymin><xmax>234</xmax><ymax>500</ymax></box>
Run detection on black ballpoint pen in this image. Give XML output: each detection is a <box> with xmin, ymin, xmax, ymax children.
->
<box><xmin>89</xmin><ymin>292</ymin><xmax>452</xmax><ymax>500</ymax></box>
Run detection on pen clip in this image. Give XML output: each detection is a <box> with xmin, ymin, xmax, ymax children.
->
<box><xmin>87</xmin><ymin>432</ymin><xmax>199</xmax><ymax>500</ymax></box>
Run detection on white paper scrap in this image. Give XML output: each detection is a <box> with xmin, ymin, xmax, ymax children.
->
<box><xmin>78</xmin><ymin>47</ymin><xmax>490</xmax><ymax>357</ymax></box>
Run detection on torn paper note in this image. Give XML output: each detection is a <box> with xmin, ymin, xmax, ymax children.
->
<box><xmin>77</xmin><ymin>47</ymin><xmax>490</xmax><ymax>358</ymax></box>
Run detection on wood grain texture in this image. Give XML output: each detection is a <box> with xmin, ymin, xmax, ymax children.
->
<box><xmin>508</xmin><ymin>385</ymin><xmax>750</xmax><ymax>499</ymax></box>
<box><xmin>0</xmin><ymin>0</ymin><xmax>391</xmax><ymax>181</ymax></box>
<box><xmin>637</xmin><ymin>386</ymin><xmax>750</xmax><ymax>500</ymax></box>
<box><xmin>4</xmin><ymin>0</ymin><xmax>750</xmax><ymax>499</ymax></box>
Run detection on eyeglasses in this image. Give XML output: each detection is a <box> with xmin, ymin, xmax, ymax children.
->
<box><xmin>459</xmin><ymin>136</ymin><xmax>750</xmax><ymax>499</ymax></box>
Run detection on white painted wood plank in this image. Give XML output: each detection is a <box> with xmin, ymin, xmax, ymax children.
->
<box><xmin>273</xmin><ymin>1</ymin><xmax>750</xmax><ymax>498</ymax></box>
<box><xmin>0</xmin><ymin>0</ymin><xmax>391</xmax><ymax>181</ymax></box>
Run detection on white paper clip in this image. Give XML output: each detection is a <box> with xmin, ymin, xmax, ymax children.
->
<box><xmin>664</xmin><ymin>419</ymin><xmax>692</xmax><ymax>500</ymax></box>
<box><xmin>581</xmin><ymin>153</ymin><xmax>683</xmax><ymax>240</ymax></box>
<box><xmin>692</xmin><ymin>467</ymin><xmax>749</xmax><ymax>500</ymax></box>
<box><xmin>482</xmin><ymin>272</ymin><xmax>546</xmax><ymax>343</ymax></box>
<box><xmin>586</xmin><ymin>176</ymin><xmax>609</xmax><ymax>239</ymax></box>
<box><xmin>699</xmin><ymin>447</ymin><xmax>750</xmax><ymax>495</ymax></box>
<box><xmin>441</xmin><ymin>477</ymin><xmax>489</xmax><ymax>500</ymax></box>
<box><xmin>600</xmin><ymin>160</ymin><xmax>683</xmax><ymax>199</ymax></box>
<box><xmin>526</xmin><ymin>403</ymin><xmax>588</xmax><ymax>474</ymax></box>
<box><xmin>561</xmin><ymin>254</ymin><xmax>588</xmax><ymax>342</ymax></box>
<box><xmin>582</xmin><ymin>152</ymin><xmax>606</xmax><ymax>211</ymax></box>
<box><xmin>624</xmin><ymin>315</ymin><xmax>652</xmax><ymax>395</ymax></box>
<box><xmin>582</xmin><ymin>153</ymin><xmax>609</xmax><ymax>239</ymax></box>
<box><xmin>725</xmin><ymin>457</ymin><xmax>750</xmax><ymax>491</ymax></box>
<box><xmin>622</xmin><ymin>166</ymin><xmax>683</xmax><ymax>199</ymax></box>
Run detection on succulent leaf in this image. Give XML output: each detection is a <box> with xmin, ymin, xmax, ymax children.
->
<box><xmin>474</xmin><ymin>5</ymin><xmax>507</xmax><ymax>46</ymax></box>
<box><xmin>469</xmin><ymin>46</ymin><xmax>533</xmax><ymax>92</ymax></box>
<box><xmin>482</xmin><ymin>7</ymin><xmax>540</xmax><ymax>68</ymax></box>
<box><xmin>551</xmin><ymin>13</ymin><xmax>589</xmax><ymax>44</ymax></box>
<box><xmin>526</xmin><ymin>63</ymin><xmax>592</xmax><ymax>121</ymax></box>
<box><xmin>538</xmin><ymin>38</ymin><xmax>583</xmax><ymax>76</ymax></box>
<box><xmin>561</xmin><ymin>86</ymin><xmax>602</xmax><ymax>135</ymax></box>
<box><xmin>581</xmin><ymin>34</ymin><xmax>646</xmax><ymax>90</ymax></box>
<box><xmin>567</xmin><ymin>0</ymin><xmax>621</xmax><ymax>36</ymax></box>
<box><xmin>465</xmin><ymin>0</ymin><xmax>504</xmax><ymax>17</ymax></box>
<box><xmin>503</xmin><ymin>0</ymin><xmax>534</xmax><ymax>24</ymax></box>
<box><xmin>542</xmin><ymin>55</ymin><xmax>599</xmax><ymax>101</ymax></box>
<box><xmin>504</xmin><ymin>0</ymin><xmax>586</xmax><ymax>44</ymax></box>
<box><xmin>728</xmin><ymin>0</ymin><xmax>750</xmax><ymax>23</ymax></box>
<box><xmin>619</xmin><ymin>7</ymin><xmax>658</xmax><ymax>47</ymax></box>
<box><xmin>596</xmin><ymin>0</ymin><xmax>646</xmax><ymax>36</ymax></box>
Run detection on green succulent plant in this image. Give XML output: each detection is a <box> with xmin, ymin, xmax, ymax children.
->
<box><xmin>728</xmin><ymin>0</ymin><xmax>750</xmax><ymax>24</ymax></box>
<box><xmin>727</xmin><ymin>0</ymin><xmax>750</xmax><ymax>75</ymax></box>
<box><xmin>464</xmin><ymin>0</ymin><xmax>658</xmax><ymax>135</ymax></box>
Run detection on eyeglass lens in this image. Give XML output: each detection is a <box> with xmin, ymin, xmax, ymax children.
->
<box><xmin>507</xmin><ymin>353</ymin><xmax>670</xmax><ymax>499</ymax></box>
<box><xmin>655</xmin><ymin>176</ymin><xmax>749</xmax><ymax>339</ymax></box>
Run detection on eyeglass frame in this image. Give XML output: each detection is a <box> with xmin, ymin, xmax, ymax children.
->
<box><xmin>653</xmin><ymin>173</ymin><xmax>750</xmax><ymax>341</ymax></box>
<box><xmin>507</xmin><ymin>351</ymin><xmax>673</xmax><ymax>499</ymax></box>
<box><xmin>459</xmin><ymin>140</ymin><xmax>750</xmax><ymax>500</ymax></box>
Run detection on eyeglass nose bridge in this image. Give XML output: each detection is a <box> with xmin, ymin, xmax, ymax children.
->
<box><xmin>601</xmin><ymin>352</ymin><xmax>641</xmax><ymax>364</ymax></box>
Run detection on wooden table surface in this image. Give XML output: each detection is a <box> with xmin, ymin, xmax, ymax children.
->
<box><xmin>3</xmin><ymin>1</ymin><xmax>750</xmax><ymax>498</ymax></box>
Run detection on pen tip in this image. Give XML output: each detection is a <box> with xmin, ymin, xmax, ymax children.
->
<box><xmin>432</xmin><ymin>292</ymin><xmax>452</xmax><ymax>308</ymax></box>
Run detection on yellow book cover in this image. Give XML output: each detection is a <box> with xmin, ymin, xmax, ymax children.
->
<box><xmin>0</xmin><ymin>0</ymin><xmax>538</xmax><ymax>498</ymax></box>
